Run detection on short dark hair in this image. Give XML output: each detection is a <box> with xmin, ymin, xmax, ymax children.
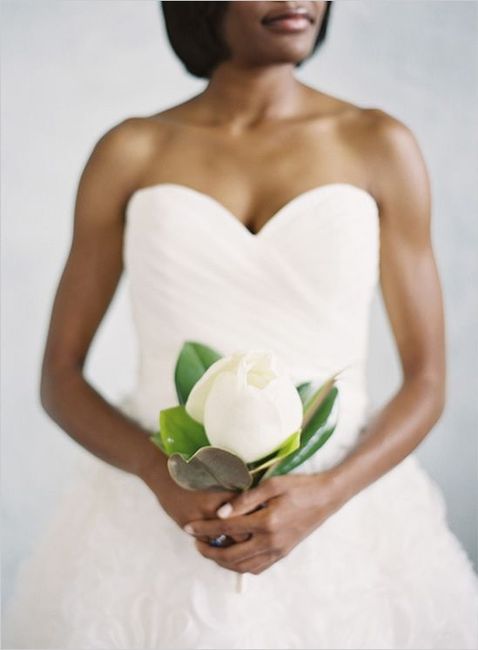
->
<box><xmin>160</xmin><ymin>1</ymin><xmax>333</xmax><ymax>79</ymax></box>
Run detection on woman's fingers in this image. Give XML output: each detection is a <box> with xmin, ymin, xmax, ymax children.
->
<box><xmin>233</xmin><ymin>550</ymin><xmax>281</xmax><ymax>575</ymax></box>
<box><xmin>194</xmin><ymin>534</ymin><xmax>270</xmax><ymax>567</ymax></box>
<box><xmin>184</xmin><ymin>505</ymin><xmax>273</xmax><ymax>538</ymax></box>
<box><xmin>217</xmin><ymin>476</ymin><xmax>284</xmax><ymax>517</ymax></box>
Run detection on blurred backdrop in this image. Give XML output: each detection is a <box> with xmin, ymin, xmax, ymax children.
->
<box><xmin>2</xmin><ymin>0</ymin><xmax>477</xmax><ymax>613</ymax></box>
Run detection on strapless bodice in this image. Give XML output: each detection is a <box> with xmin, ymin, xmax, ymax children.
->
<box><xmin>118</xmin><ymin>182</ymin><xmax>380</xmax><ymax>473</ymax></box>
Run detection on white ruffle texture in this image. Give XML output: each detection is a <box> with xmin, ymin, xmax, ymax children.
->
<box><xmin>5</xmin><ymin>184</ymin><xmax>478</xmax><ymax>648</ymax></box>
<box><xmin>4</xmin><ymin>451</ymin><xmax>478</xmax><ymax>649</ymax></box>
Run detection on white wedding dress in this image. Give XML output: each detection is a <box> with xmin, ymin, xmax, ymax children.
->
<box><xmin>4</xmin><ymin>182</ymin><xmax>478</xmax><ymax>649</ymax></box>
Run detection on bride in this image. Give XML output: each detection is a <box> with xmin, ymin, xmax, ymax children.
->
<box><xmin>4</xmin><ymin>1</ymin><xmax>478</xmax><ymax>648</ymax></box>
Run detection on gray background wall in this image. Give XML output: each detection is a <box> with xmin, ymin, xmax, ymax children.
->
<box><xmin>2</xmin><ymin>0</ymin><xmax>477</xmax><ymax>613</ymax></box>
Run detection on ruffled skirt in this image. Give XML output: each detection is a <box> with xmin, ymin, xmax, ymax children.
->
<box><xmin>3</xmin><ymin>451</ymin><xmax>478</xmax><ymax>649</ymax></box>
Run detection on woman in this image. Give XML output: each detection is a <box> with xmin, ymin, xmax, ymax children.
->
<box><xmin>4</xmin><ymin>1</ymin><xmax>478</xmax><ymax>648</ymax></box>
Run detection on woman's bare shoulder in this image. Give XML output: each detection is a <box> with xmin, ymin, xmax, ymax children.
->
<box><xmin>304</xmin><ymin>88</ymin><xmax>414</xmax><ymax>151</ymax></box>
<box><xmin>85</xmin><ymin>113</ymin><xmax>180</xmax><ymax>194</ymax></box>
<box><xmin>307</xmin><ymin>94</ymin><xmax>426</xmax><ymax>208</ymax></box>
<box><xmin>93</xmin><ymin>114</ymin><xmax>170</xmax><ymax>160</ymax></box>
<box><xmin>358</xmin><ymin>108</ymin><xmax>428</xmax><ymax>203</ymax></box>
<box><xmin>357</xmin><ymin>106</ymin><xmax>420</xmax><ymax>155</ymax></box>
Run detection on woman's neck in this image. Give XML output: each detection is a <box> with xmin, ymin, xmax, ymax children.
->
<box><xmin>194</xmin><ymin>62</ymin><xmax>310</xmax><ymax>129</ymax></box>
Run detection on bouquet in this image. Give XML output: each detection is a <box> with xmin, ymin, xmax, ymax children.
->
<box><xmin>150</xmin><ymin>340</ymin><xmax>341</xmax><ymax>593</ymax></box>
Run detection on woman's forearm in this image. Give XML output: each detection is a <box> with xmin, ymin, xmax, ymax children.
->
<box><xmin>325</xmin><ymin>374</ymin><xmax>445</xmax><ymax>504</ymax></box>
<box><xmin>40</xmin><ymin>368</ymin><xmax>168</xmax><ymax>482</ymax></box>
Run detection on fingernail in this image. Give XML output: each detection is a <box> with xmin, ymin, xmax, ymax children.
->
<box><xmin>216</xmin><ymin>503</ymin><xmax>233</xmax><ymax>518</ymax></box>
<box><xmin>184</xmin><ymin>524</ymin><xmax>194</xmax><ymax>534</ymax></box>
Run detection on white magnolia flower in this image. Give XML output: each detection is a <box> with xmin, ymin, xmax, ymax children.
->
<box><xmin>185</xmin><ymin>349</ymin><xmax>303</xmax><ymax>463</ymax></box>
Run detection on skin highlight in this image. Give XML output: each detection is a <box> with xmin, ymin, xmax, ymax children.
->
<box><xmin>40</xmin><ymin>1</ymin><xmax>445</xmax><ymax>574</ymax></box>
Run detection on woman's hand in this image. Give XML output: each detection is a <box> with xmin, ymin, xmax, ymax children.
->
<box><xmin>183</xmin><ymin>471</ymin><xmax>347</xmax><ymax>575</ymax></box>
<box><xmin>139</xmin><ymin>451</ymin><xmax>250</xmax><ymax>543</ymax></box>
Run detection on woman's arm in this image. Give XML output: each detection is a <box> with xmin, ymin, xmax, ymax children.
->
<box><xmin>328</xmin><ymin>110</ymin><xmax>446</xmax><ymax>502</ymax></box>
<box><xmin>40</xmin><ymin>117</ymin><xmax>162</xmax><ymax>479</ymax></box>
<box><xmin>39</xmin><ymin>118</ymin><xmax>237</xmax><ymax>527</ymax></box>
<box><xmin>184</xmin><ymin>112</ymin><xmax>447</xmax><ymax>576</ymax></box>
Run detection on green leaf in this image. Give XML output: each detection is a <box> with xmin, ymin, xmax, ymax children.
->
<box><xmin>174</xmin><ymin>341</ymin><xmax>223</xmax><ymax>405</ymax></box>
<box><xmin>150</xmin><ymin>430</ymin><xmax>166</xmax><ymax>454</ymax></box>
<box><xmin>249</xmin><ymin>429</ymin><xmax>301</xmax><ymax>474</ymax></box>
<box><xmin>302</xmin><ymin>372</ymin><xmax>340</xmax><ymax>430</ymax></box>
<box><xmin>296</xmin><ymin>381</ymin><xmax>316</xmax><ymax>407</ymax></box>
<box><xmin>155</xmin><ymin>405</ymin><xmax>210</xmax><ymax>457</ymax></box>
<box><xmin>261</xmin><ymin>386</ymin><xmax>339</xmax><ymax>478</ymax></box>
<box><xmin>247</xmin><ymin>429</ymin><xmax>302</xmax><ymax>487</ymax></box>
<box><xmin>277</xmin><ymin>428</ymin><xmax>302</xmax><ymax>455</ymax></box>
<box><xmin>168</xmin><ymin>446</ymin><xmax>253</xmax><ymax>492</ymax></box>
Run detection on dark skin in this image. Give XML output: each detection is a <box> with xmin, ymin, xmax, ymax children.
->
<box><xmin>40</xmin><ymin>1</ymin><xmax>445</xmax><ymax>575</ymax></box>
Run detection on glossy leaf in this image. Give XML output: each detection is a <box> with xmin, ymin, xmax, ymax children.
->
<box><xmin>296</xmin><ymin>381</ymin><xmax>316</xmax><ymax>407</ymax></box>
<box><xmin>248</xmin><ymin>429</ymin><xmax>302</xmax><ymax>487</ymax></box>
<box><xmin>249</xmin><ymin>429</ymin><xmax>302</xmax><ymax>474</ymax></box>
<box><xmin>150</xmin><ymin>430</ymin><xmax>166</xmax><ymax>454</ymax></box>
<box><xmin>168</xmin><ymin>446</ymin><xmax>253</xmax><ymax>492</ymax></box>
<box><xmin>174</xmin><ymin>340</ymin><xmax>223</xmax><ymax>405</ymax></box>
<box><xmin>302</xmin><ymin>372</ymin><xmax>340</xmax><ymax>429</ymax></box>
<box><xmin>261</xmin><ymin>386</ymin><xmax>339</xmax><ymax>478</ymax></box>
<box><xmin>154</xmin><ymin>405</ymin><xmax>210</xmax><ymax>457</ymax></box>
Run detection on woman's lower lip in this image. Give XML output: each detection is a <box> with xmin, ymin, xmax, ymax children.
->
<box><xmin>263</xmin><ymin>16</ymin><xmax>312</xmax><ymax>33</ymax></box>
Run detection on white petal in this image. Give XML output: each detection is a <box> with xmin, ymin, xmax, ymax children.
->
<box><xmin>185</xmin><ymin>355</ymin><xmax>239</xmax><ymax>423</ymax></box>
<box><xmin>240</xmin><ymin>349</ymin><xmax>278</xmax><ymax>389</ymax></box>
<box><xmin>203</xmin><ymin>371</ymin><xmax>285</xmax><ymax>463</ymax></box>
<box><xmin>263</xmin><ymin>376</ymin><xmax>304</xmax><ymax>433</ymax></box>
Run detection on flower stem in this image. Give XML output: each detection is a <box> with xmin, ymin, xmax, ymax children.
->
<box><xmin>236</xmin><ymin>572</ymin><xmax>244</xmax><ymax>593</ymax></box>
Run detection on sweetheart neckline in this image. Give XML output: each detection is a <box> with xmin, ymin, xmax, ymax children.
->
<box><xmin>126</xmin><ymin>181</ymin><xmax>379</xmax><ymax>239</ymax></box>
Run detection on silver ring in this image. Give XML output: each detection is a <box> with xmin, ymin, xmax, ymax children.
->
<box><xmin>209</xmin><ymin>533</ymin><xmax>228</xmax><ymax>547</ymax></box>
